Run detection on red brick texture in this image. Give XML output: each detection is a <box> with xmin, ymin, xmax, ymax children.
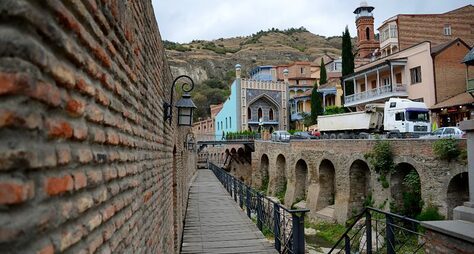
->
<box><xmin>0</xmin><ymin>0</ymin><xmax>196</xmax><ymax>253</ymax></box>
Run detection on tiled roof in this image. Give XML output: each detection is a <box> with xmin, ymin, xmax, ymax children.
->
<box><xmin>430</xmin><ymin>92</ymin><xmax>474</xmax><ymax>109</ymax></box>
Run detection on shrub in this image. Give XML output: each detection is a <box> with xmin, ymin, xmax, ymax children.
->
<box><xmin>432</xmin><ymin>138</ymin><xmax>461</xmax><ymax>161</ymax></box>
<box><xmin>416</xmin><ymin>205</ymin><xmax>444</xmax><ymax>221</ymax></box>
<box><xmin>365</xmin><ymin>140</ymin><xmax>394</xmax><ymax>188</ymax></box>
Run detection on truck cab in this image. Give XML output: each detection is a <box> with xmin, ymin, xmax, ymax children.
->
<box><xmin>383</xmin><ymin>98</ymin><xmax>431</xmax><ymax>137</ymax></box>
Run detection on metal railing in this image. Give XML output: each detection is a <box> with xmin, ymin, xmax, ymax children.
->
<box><xmin>209</xmin><ymin>162</ymin><xmax>309</xmax><ymax>254</ymax></box>
<box><xmin>328</xmin><ymin>207</ymin><xmax>426</xmax><ymax>254</ymax></box>
<box><xmin>345</xmin><ymin>84</ymin><xmax>407</xmax><ymax>104</ymax></box>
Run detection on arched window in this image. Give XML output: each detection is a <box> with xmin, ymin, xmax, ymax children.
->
<box><xmin>269</xmin><ymin>108</ymin><xmax>274</xmax><ymax>120</ymax></box>
<box><xmin>248</xmin><ymin>107</ymin><xmax>251</xmax><ymax>120</ymax></box>
<box><xmin>366</xmin><ymin>27</ymin><xmax>370</xmax><ymax>41</ymax></box>
<box><xmin>258</xmin><ymin>108</ymin><xmax>263</xmax><ymax>120</ymax></box>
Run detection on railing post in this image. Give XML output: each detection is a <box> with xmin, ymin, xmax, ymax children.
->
<box><xmin>246</xmin><ymin>187</ymin><xmax>251</xmax><ymax>218</ymax></box>
<box><xmin>239</xmin><ymin>182</ymin><xmax>243</xmax><ymax>208</ymax></box>
<box><xmin>344</xmin><ymin>234</ymin><xmax>351</xmax><ymax>254</ymax></box>
<box><xmin>386</xmin><ymin>214</ymin><xmax>395</xmax><ymax>254</ymax></box>
<box><xmin>291</xmin><ymin>212</ymin><xmax>305</xmax><ymax>254</ymax></box>
<box><xmin>273</xmin><ymin>203</ymin><xmax>281</xmax><ymax>252</ymax></box>
<box><xmin>233</xmin><ymin>177</ymin><xmax>237</xmax><ymax>202</ymax></box>
<box><xmin>256</xmin><ymin>192</ymin><xmax>263</xmax><ymax>230</ymax></box>
<box><xmin>366</xmin><ymin>210</ymin><xmax>372</xmax><ymax>254</ymax></box>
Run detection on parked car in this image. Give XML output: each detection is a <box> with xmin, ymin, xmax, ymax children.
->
<box><xmin>271</xmin><ymin>130</ymin><xmax>291</xmax><ymax>142</ymax></box>
<box><xmin>419</xmin><ymin>127</ymin><xmax>465</xmax><ymax>139</ymax></box>
<box><xmin>292</xmin><ymin>131</ymin><xmax>316</xmax><ymax>140</ymax></box>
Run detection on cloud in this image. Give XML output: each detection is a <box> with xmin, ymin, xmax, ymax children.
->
<box><xmin>153</xmin><ymin>0</ymin><xmax>472</xmax><ymax>43</ymax></box>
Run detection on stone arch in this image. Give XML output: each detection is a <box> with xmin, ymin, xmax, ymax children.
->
<box><xmin>275</xmin><ymin>154</ymin><xmax>287</xmax><ymax>196</ymax></box>
<box><xmin>317</xmin><ymin>159</ymin><xmax>336</xmax><ymax>211</ymax></box>
<box><xmin>349</xmin><ymin>159</ymin><xmax>371</xmax><ymax>214</ymax></box>
<box><xmin>295</xmin><ymin>159</ymin><xmax>309</xmax><ymax>201</ymax></box>
<box><xmin>390</xmin><ymin>163</ymin><xmax>422</xmax><ymax>218</ymax></box>
<box><xmin>447</xmin><ymin>172</ymin><xmax>469</xmax><ymax>219</ymax></box>
<box><xmin>260</xmin><ymin>154</ymin><xmax>270</xmax><ymax>191</ymax></box>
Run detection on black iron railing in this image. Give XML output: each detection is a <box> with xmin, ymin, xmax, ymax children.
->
<box><xmin>328</xmin><ymin>207</ymin><xmax>426</xmax><ymax>254</ymax></box>
<box><xmin>209</xmin><ymin>162</ymin><xmax>309</xmax><ymax>254</ymax></box>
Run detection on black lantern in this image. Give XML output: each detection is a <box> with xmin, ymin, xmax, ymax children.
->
<box><xmin>164</xmin><ymin>75</ymin><xmax>197</xmax><ymax>126</ymax></box>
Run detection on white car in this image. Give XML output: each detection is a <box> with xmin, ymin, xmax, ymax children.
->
<box><xmin>271</xmin><ymin>131</ymin><xmax>291</xmax><ymax>142</ymax></box>
<box><xmin>419</xmin><ymin>127</ymin><xmax>465</xmax><ymax>139</ymax></box>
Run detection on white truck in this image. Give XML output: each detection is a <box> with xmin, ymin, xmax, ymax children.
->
<box><xmin>318</xmin><ymin>98</ymin><xmax>431</xmax><ymax>139</ymax></box>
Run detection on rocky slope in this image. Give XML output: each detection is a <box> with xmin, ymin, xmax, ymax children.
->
<box><xmin>164</xmin><ymin>28</ymin><xmax>349</xmax><ymax>84</ymax></box>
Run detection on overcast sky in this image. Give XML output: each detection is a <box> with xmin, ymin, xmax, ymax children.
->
<box><xmin>152</xmin><ymin>0</ymin><xmax>472</xmax><ymax>43</ymax></box>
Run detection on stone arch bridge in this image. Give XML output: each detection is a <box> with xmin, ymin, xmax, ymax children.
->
<box><xmin>203</xmin><ymin>140</ymin><xmax>468</xmax><ymax>224</ymax></box>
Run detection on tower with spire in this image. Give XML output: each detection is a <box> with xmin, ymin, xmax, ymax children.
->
<box><xmin>354</xmin><ymin>1</ymin><xmax>379</xmax><ymax>58</ymax></box>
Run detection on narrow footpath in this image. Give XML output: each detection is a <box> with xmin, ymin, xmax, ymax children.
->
<box><xmin>181</xmin><ymin>169</ymin><xmax>276</xmax><ymax>253</ymax></box>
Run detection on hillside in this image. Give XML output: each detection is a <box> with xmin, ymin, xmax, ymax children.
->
<box><xmin>164</xmin><ymin>27</ymin><xmax>351</xmax><ymax>120</ymax></box>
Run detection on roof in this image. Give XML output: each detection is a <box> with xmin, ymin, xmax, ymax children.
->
<box><xmin>463</xmin><ymin>47</ymin><xmax>474</xmax><ymax>65</ymax></box>
<box><xmin>431</xmin><ymin>38</ymin><xmax>470</xmax><ymax>56</ymax></box>
<box><xmin>430</xmin><ymin>92</ymin><xmax>474</xmax><ymax>109</ymax></box>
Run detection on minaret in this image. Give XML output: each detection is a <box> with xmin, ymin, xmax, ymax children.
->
<box><xmin>354</xmin><ymin>1</ymin><xmax>379</xmax><ymax>58</ymax></box>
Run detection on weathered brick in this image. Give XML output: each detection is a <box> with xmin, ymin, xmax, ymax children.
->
<box><xmin>44</xmin><ymin>175</ymin><xmax>73</xmax><ymax>196</ymax></box>
<box><xmin>74</xmin><ymin>148</ymin><xmax>93</xmax><ymax>164</ymax></box>
<box><xmin>56</xmin><ymin>145</ymin><xmax>72</xmax><ymax>165</ymax></box>
<box><xmin>0</xmin><ymin>178</ymin><xmax>34</xmax><ymax>205</ymax></box>
<box><xmin>66</xmin><ymin>98</ymin><xmax>85</xmax><ymax>117</ymax></box>
<box><xmin>76</xmin><ymin>194</ymin><xmax>93</xmax><ymax>213</ymax></box>
<box><xmin>46</xmin><ymin>119</ymin><xmax>73</xmax><ymax>139</ymax></box>
<box><xmin>72</xmin><ymin>171</ymin><xmax>87</xmax><ymax>190</ymax></box>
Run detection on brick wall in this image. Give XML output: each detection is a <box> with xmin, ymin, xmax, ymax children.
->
<box><xmin>0</xmin><ymin>0</ymin><xmax>196</xmax><ymax>253</ymax></box>
<box><xmin>433</xmin><ymin>41</ymin><xmax>470</xmax><ymax>104</ymax></box>
<box><xmin>397</xmin><ymin>5</ymin><xmax>474</xmax><ymax>50</ymax></box>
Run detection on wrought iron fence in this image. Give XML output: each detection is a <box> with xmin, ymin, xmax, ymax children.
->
<box><xmin>209</xmin><ymin>162</ymin><xmax>309</xmax><ymax>254</ymax></box>
<box><xmin>328</xmin><ymin>207</ymin><xmax>426</xmax><ymax>254</ymax></box>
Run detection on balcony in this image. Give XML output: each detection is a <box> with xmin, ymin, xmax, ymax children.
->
<box><xmin>344</xmin><ymin>84</ymin><xmax>408</xmax><ymax>107</ymax></box>
<box><xmin>467</xmin><ymin>78</ymin><xmax>474</xmax><ymax>93</ymax></box>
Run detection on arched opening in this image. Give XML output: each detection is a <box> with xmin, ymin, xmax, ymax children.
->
<box><xmin>247</xmin><ymin>107</ymin><xmax>251</xmax><ymax>120</ymax></box>
<box><xmin>366</xmin><ymin>27</ymin><xmax>370</xmax><ymax>41</ymax></box>
<box><xmin>349</xmin><ymin>160</ymin><xmax>371</xmax><ymax>214</ymax></box>
<box><xmin>258</xmin><ymin>108</ymin><xmax>263</xmax><ymax>120</ymax></box>
<box><xmin>269</xmin><ymin>108</ymin><xmax>274</xmax><ymax>120</ymax></box>
<box><xmin>260</xmin><ymin>154</ymin><xmax>269</xmax><ymax>192</ymax></box>
<box><xmin>447</xmin><ymin>172</ymin><xmax>469</xmax><ymax>219</ymax></box>
<box><xmin>317</xmin><ymin>159</ymin><xmax>336</xmax><ymax>211</ymax></box>
<box><xmin>390</xmin><ymin>163</ymin><xmax>422</xmax><ymax>218</ymax></box>
<box><xmin>295</xmin><ymin>159</ymin><xmax>308</xmax><ymax>202</ymax></box>
<box><xmin>275</xmin><ymin>154</ymin><xmax>287</xmax><ymax>200</ymax></box>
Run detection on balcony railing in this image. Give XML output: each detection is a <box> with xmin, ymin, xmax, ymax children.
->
<box><xmin>345</xmin><ymin>84</ymin><xmax>407</xmax><ymax>105</ymax></box>
<box><xmin>467</xmin><ymin>78</ymin><xmax>474</xmax><ymax>93</ymax></box>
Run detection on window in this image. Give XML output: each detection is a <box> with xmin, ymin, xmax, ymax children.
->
<box><xmin>247</xmin><ymin>108</ymin><xmax>251</xmax><ymax>120</ymax></box>
<box><xmin>444</xmin><ymin>25</ymin><xmax>452</xmax><ymax>36</ymax></box>
<box><xmin>410</xmin><ymin>66</ymin><xmax>422</xmax><ymax>84</ymax></box>
<box><xmin>445</xmin><ymin>128</ymin><xmax>455</xmax><ymax>135</ymax></box>
<box><xmin>258</xmin><ymin>108</ymin><xmax>263</xmax><ymax>120</ymax></box>
<box><xmin>366</xmin><ymin>27</ymin><xmax>370</xmax><ymax>40</ymax></box>
<box><xmin>395</xmin><ymin>112</ymin><xmax>405</xmax><ymax>121</ymax></box>
<box><xmin>269</xmin><ymin>108</ymin><xmax>274</xmax><ymax>120</ymax></box>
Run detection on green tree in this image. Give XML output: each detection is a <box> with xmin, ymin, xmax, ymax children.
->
<box><xmin>320</xmin><ymin>58</ymin><xmax>327</xmax><ymax>85</ymax></box>
<box><xmin>342</xmin><ymin>26</ymin><xmax>355</xmax><ymax>96</ymax></box>
<box><xmin>310</xmin><ymin>82</ymin><xmax>324</xmax><ymax>124</ymax></box>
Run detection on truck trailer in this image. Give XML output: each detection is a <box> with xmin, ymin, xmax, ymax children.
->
<box><xmin>318</xmin><ymin>98</ymin><xmax>431</xmax><ymax>139</ymax></box>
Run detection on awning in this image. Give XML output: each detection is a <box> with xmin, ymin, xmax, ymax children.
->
<box><xmin>430</xmin><ymin>92</ymin><xmax>474</xmax><ymax>109</ymax></box>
